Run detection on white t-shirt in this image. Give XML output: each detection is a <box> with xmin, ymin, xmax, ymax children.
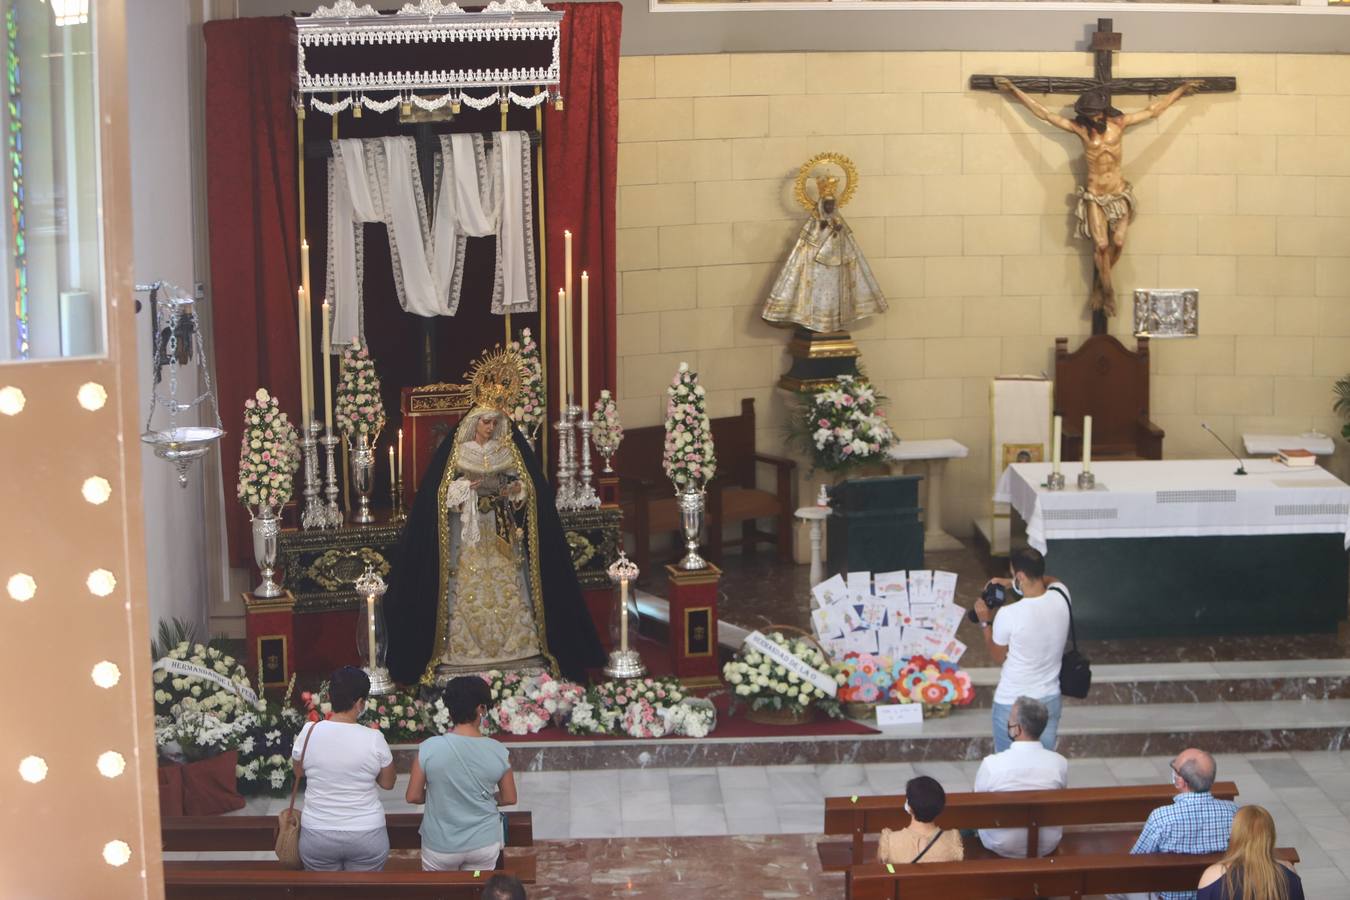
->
<box><xmin>974</xmin><ymin>741</ymin><xmax>1070</xmax><ymax>858</ymax></box>
<box><xmin>291</xmin><ymin>720</ymin><xmax>393</xmax><ymax>832</ymax></box>
<box><xmin>991</xmin><ymin>583</ymin><xmax>1071</xmax><ymax>705</ymax></box>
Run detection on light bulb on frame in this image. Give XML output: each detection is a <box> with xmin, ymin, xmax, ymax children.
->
<box><xmin>102</xmin><ymin>840</ymin><xmax>131</xmax><ymax>867</ymax></box>
<box><xmin>91</xmin><ymin>661</ymin><xmax>121</xmax><ymax>688</ymax></box>
<box><xmin>97</xmin><ymin>751</ymin><xmax>126</xmax><ymax>778</ymax></box>
<box><xmin>18</xmin><ymin>756</ymin><xmax>48</xmax><ymax>783</ymax></box>
<box><xmin>77</xmin><ymin>382</ymin><xmax>107</xmax><ymax>411</ymax></box>
<box><xmin>82</xmin><ymin>476</ymin><xmax>112</xmax><ymax>505</ymax></box>
<box><xmin>0</xmin><ymin>385</ymin><xmax>25</xmax><ymax>415</ymax></box>
<box><xmin>7</xmin><ymin>573</ymin><xmax>36</xmax><ymax>602</ymax></box>
<box><xmin>87</xmin><ymin>569</ymin><xmax>117</xmax><ymax>597</ymax></box>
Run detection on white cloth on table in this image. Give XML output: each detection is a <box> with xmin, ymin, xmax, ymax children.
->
<box><xmin>290</xmin><ymin>720</ymin><xmax>393</xmax><ymax>832</ymax></box>
<box><xmin>994</xmin><ymin>460</ymin><xmax>1350</xmax><ymax>555</ymax></box>
<box><xmin>1242</xmin><ymin>433</ymin><xmax>1336</xmax><ymax>456</ymax></box>
<box><xmin>991</xmin><ymin>584</ymin><xmax>1071</xmax><ymax>706</ymax></box>
<box><xmin>974</xmin><ymin>741</ymin><xmax>1070</xmax><ymax>858</ymax></box>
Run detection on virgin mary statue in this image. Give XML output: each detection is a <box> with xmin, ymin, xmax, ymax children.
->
<box><xmin>385</xmin><ymin>351</ymin><xmax>604</xmax><ymax>685</ymax></box>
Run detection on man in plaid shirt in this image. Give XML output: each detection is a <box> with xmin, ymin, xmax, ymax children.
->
<box><xmin>1111</xmin><ymin>748</ymin><xmax>1237</xmax><ymax>900</ymax></box>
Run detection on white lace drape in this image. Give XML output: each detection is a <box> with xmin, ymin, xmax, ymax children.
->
<box><xmin>324</xmin><ymin>131</ymin><xmax>538</xmax><ymax>350</ymax></box>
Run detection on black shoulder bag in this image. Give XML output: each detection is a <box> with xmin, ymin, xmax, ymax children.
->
<box><xmin>1049</xmin><ymin>584</ymin><xmax>1092</xmax><ymax>699</ymax></box>
<box><xmin>911</xmin><ymin>829</ymin><xmax>944</xmax><ymax>863</ymax></box>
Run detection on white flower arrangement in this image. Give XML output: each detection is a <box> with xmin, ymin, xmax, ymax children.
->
<box><xmin>662</xmin><ymin>362</ymin><xmax>716</xmax><ymax>490</ymax></box>
<box><xmin>723</xmin><ymin>632</ymin><xmax>845</xmax><ymax>716</ymax></box>
<box><xmin>156</xmin><ymin>709</ymin><xmax>251</xmax><ymax>762</ymax></box>
<box><xmin>797</xmin><ymin>374</ymin><xmax>896</xmax><ymax>474</ymax></box>
<box><xmin>152</xmin><ymin>643</ymin><xmax>258</xmax><ymax>723</ymax></box>
<box><xmin>509</xmin><ymin>328</ymin><xmax>545</xmax><ymax>437</ymax></box>
<box><xmin>335</xmin><ymin>342</ymin><xmax>386</xmax><ymax>439</ymax></box>
<box><xmin>591</xmin><ymin>389</ymin><xmax>623</xmax><ymax>456</ymax></box>
<box><xmin>236</xmin><ymin>388</ymin><xmax>301</xmax><ymax>516</ymax></box>
<box><xmin>662</xmin><ymin>698</ymin><xmax>717</xmax><ymax>738</ymax></box>
<box><xmin>490</xmin><ymin>695</ymin><xmax>551</xmax><ymax>735</ymax></box>
<box><xmin>236</xmin><ymin>674</ymin><xmax>304</xmax><ymax>796</ymax></box>
<box><xmin>620</xmin><ymin>698</ymin><xmax>668</xmax><ymax>739</ymax></box>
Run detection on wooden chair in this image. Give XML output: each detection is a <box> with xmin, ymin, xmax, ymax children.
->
<box><xmin>1054</xmin><ymin>335</ymin><xmax>1164</xmax><ymax>461</ymax></box>
<box><xmin>845</xmin><ymin>848</ymin><xmax>1299</xmax><ymax>900</ymax></box>
<box><xmin>614</xmin><ymin>398</ymin><xmax>795</xmax><ymax>576</ymax></box>
<box><xmin>818</xmin><ymin>782</ymin><xmax>1239</xmax><ymax>871</ymax></box>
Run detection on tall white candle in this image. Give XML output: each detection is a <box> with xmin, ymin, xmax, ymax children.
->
<box><xmin>564</xmin><ymin>231</ymin><xmax>573</xmax><ymax>402</ymax></box>
<box><xmin>580</xmin><ymin>271</ymin><xmax>590</xmax><ymax>408</ymax></box>
<box><xmin>321</xmin><ymin>300</ymin><xmax>333</xmax><ymax>436</ymax></box>
<box><xmin>619</xmin><ymin>576</ymin><xmax>629</xmax><ymax>655</ymax></box>
<box><xmin>557</xmin><ymin>288</ymin><xmax>570</xmax><ymax>403</ymax></box>
<box><xmin>297</xmin><ymin>287</ymin><xmax>312</xmax><ymax>430</ymax></box>
<box><xmin>1082</xmin><ymin>415</ymin><xmax>1093</xmax><ymax>474</ymax></box>
<box><xmin>367</xmin><ymin>593</ymin><xmax>377</xmax><ymax>669</ymax></box>
<box><xmin>397</xmin><ymin>427</ymin><xmax>404</xmax><ymax>482</ymax></box>
<box><xmin>1052</xmin><ymin>415</ymin><xmax>1063</xmax><ymax>475</ymax></box>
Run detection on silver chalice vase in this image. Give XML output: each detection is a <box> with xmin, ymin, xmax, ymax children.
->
<box><xmin>251</xmin><ymin>510</ymin><xmax>283</xmax><ymax>598</ymax></box>
<box><xmin>677</xmin><ymin>484</ymin><xmax>708</xmax><ymax>571</ymax></box>
<box><xmin>350</xmin><ymin>433</ymin><xmax>376</xmax><ymax>524</ymax></box>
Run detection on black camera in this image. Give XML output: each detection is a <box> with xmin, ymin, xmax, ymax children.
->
<box><xmin>966</xmin><ymin>582</ymin><xmax>1008</xmax><ymax>624</ymax></box>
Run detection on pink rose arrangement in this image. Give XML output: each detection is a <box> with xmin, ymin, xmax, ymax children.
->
<box><xmin>620</xmin><ymin>698</ymin><xmax>668</xmax><ymax>739</ymax></box>
<box><xmin>797</xmin><ymin>374</ymin><xmax>895</xmax><ymax>474</ymax></box>
<box><xmin>591</xmin><ymin>389</ymin><xmax>623</xmax><ymax>463</ymax></box>
<box><xmin>509</xmin><ymin>328</ymin><xmax>544</xmax><ymax>438</ymax></box>
<box><xmin>335</xmin><ymin>342</ymin><xmax>386</xmax><ymax>439</ymax></box>
<box><xmin>236</xmin><ymin>388</ymin><xmax>301</xmax><ymax>516</ymax></box>
<box><xmin>662</xmin><ymin>362</ymin><xmax>716</xmax><ymax>490</ymax></box>
<box><xmin>490</xmin><ymin>695</ymin><xmax>551</xmax><ymax>735</ymax></box>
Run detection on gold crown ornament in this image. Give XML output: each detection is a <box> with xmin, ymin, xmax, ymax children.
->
<box><xmin>466</xmin><ymin>345</ymin><xmax>526</xmax><ymax>413</ymax></box>
<box><xmin>793</xmin><ymin>151</ymin><xmax>859</xmax><ymax>216</ymax></box>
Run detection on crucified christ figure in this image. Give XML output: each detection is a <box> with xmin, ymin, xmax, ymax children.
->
<box><xmin>994</xmin><ymin>78</ymin><xmax>1201</xmax><ymax>317</ymax></box>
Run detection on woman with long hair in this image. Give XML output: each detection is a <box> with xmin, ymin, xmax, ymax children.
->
<box><xmin>1198</xmin><ymin>805</ymin><xmax>1304</xmax><ymax>899</ymax></box>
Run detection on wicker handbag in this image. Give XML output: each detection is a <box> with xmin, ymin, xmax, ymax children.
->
<box><xmin>275</xmin><ymin>721</ymin><xmax>319</xmax><ymax>869</ymax></box>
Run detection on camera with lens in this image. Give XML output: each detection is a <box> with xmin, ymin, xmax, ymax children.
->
<box><xmin>966</xmin><ymin>582</ymin><xmax>1008</xmax><ymax>624</ymax></box>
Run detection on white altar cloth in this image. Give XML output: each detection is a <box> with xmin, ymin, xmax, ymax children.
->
<box><xmin>994</xmin><ymin>459</ymin><xmax>1350</xmax><ymax>554</ymax></box>
<box><xmin>1242</xmin><ymin>433</ymin><xmax>1337</xmax><ymax>456</ymax></box>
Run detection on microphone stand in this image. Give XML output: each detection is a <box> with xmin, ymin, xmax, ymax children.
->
<box><xmin>1200</xmin><ymin>423</ymin><xmax>1247</xmax><ymax>475</ymax></box>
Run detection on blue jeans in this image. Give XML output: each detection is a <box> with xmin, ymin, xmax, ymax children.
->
<box><xmin>991</xmin><ymin>694</ymin><xmax>1062</xmax><ymax>753</ymax></box>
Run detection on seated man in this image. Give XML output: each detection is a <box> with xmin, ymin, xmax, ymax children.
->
<box><xmin>1112</xmin><ymin>748</ymin><xmax>1237</xmax><ymax>900</ymax></box>
<box><xmin>973</xmin><ymin>696</ymin><xmax>1070</xmax><ymax>857</ymax></box>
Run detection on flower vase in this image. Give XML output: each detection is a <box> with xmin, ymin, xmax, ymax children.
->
<box><xmin>350</xmin><ymin>433</ymin><xmax>375</xmax><ymax>524</ymax></box>
<box><xmin>250</xmin><ymin>510</ymin><xmax>283</xmax><ymax>598</ymax></box>
<box><xmin>181</xmin><ymin>750</ymin><xmax>245</xmax><ymax>816</ymax></box>
<box><xmin>746</xmin><ymin>702</ymin><xmax>815</xmax><ymax>727</ymax></box>
<box><xmin>677</xmin><ymin>485</ymin><xmax>708</xmax><ymax>571</ymax></box>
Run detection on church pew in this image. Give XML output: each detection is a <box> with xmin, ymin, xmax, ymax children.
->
<box><xmin>162</xmin><ymin>811</ymin><xmax>532</xmax><ymax>864</ymax></box>
<box><xmin>844</xmin><ymin>848</ymin><xmax>1299</xmax><ymax>900</ymax></box>
<box><xmin>164</xmin><ymin>855</ymin><xmax>536</xmax><ymax>899</ymax></box>
<box><xmin>818</xmin><ymin>781</ymin><xmax>1239</xmax><ymax>870</ymax></box>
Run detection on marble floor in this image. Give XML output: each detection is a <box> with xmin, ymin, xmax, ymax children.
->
<box><xmin>180</xmin><ymin>750</ymin><xmax>1350</xmax><ymax>897</ymax></box>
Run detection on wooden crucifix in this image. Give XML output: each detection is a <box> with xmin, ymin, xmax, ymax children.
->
<box><xmin>971</xmin><ymin>19</ymin><xmax>1237</xmax><ymax>335</ymax></box>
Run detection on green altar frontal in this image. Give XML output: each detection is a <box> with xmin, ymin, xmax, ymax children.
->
<box><xmin>826</xmin><ymin>474</ymin><xmax>925</xmax><ymax>578</ymax></box>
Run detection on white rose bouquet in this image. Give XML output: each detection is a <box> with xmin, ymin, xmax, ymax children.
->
<box><xmin>591</xmin><ymin>389</ymin><xmax>623</xmax><ymax>467</ymax></box>
<box><xmin>335</xmin><ymin>342</ymin><xmax>386</xmax><ymax>439</ymax></box>
<box><xmin>236</xmin><ymin>388</ymin><xmax>301</xmax><ymax>516</ymax></box>
<box><xmin>795</xmin><ymin>374</ymin><xmax>896</xmax><ymax>474</ymax></box>
<box><xmin>723</xmin><ymin>632</ymin><xmax>845</xmax><ymax>717</ymax></box>
<box><xmin>662</xmin><ymin>362</ymin><xmax>716</xmax><ymax>490</ymax></box>
<box><xmin>490</xmin><ymin>696</ymin><xmax>551</xmax><ymax>735</ymax></box>
<box><xmin>156</xmin><ymin>708</ymin><xmax>253</xmax><ymax>763</ymax></box>
<box><xmin>152</xmin><ymin>642</ymin><xmax>257</xmax><ymax>722</ymax></box>
<box><xmin>663</xmin><ymin>698</ymin><xmax>717</xmax><ymax>738</ymax></box>
<box><xmin>510</xmin><ymin>328</ymin><xmax>545</xmax><ymax>438</ymax></box>
<box><xmin>236</xmin><ymin>672</ymin><xmax>304</xmax><ymax>795</ymax></box>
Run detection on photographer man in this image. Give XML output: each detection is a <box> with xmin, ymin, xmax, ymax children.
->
<box><xmin>973</xmin><ymin>547</ymin><xmax>1071</xmax><ymax>753</ymax></box>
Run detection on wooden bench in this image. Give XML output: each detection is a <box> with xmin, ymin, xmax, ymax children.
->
<box><xmin>164</xmin><ymin>857</ymin><xmax>536</xmax><ymax>899</ymax></box>
<box><xmin>615</xmin><ymin>397</ymin><xmax>795</xmax><ymax>576</ymax></box>
<box><xmin>845</xmin><ymin>848</ymin><xmax>1300</xmax><ymax>900</ymax></box>
<box><xmin>819</xmin><ymin>782</ymin><xmax>1240</xmax><ymax>870</ymax></box>
<box><xmin>162</xmin><ymin>811</ymin><xmax>533</xmax><ymax>855</ymax></box>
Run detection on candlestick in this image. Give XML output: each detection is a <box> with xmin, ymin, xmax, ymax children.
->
<box><xmin>580</xmin><ymin>271</ymin><xmax>590</xmax><ymax>408</ymax></box>
<box><xmin>321</xmin><ymin>300</ymin><xmax>334</xmax><ymax>436</ymax></box>
<box><xmin>619</xmin><ymin>576</ymin><xmax>629</xmax><ymax>655</ymax></box>
<box><xmin>1081</xmin><ymin>415</ymin><xmax>1092</xmax><ymax>474</ymax></box>
<box><xmin>297</xmin><ymin>287</ymin><xmax>312</xmax><ymax>430</ymax></box>
<box><xmin>1052</xmin><ymin>415</ymin><xmax>1062</xmax><ymax>475</ymax></box>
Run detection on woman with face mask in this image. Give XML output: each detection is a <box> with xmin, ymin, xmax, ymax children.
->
<box><xmin>878</xmin><ymin>776</ymin><xmax>964</xmax><ymax>865</ymax></box>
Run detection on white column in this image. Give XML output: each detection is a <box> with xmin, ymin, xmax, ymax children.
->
<box><xmin>922</xmin><ymin>459</ymin><xmax>961</xmax><ymax>551</ymax></box>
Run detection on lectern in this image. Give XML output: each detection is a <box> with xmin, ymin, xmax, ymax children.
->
<box><xmin>826</xmin><ymin>474</ymin><xmax>924</xmax><ymax>577</ymax></box>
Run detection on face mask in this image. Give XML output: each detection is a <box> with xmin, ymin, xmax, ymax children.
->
<box><xmin>904</xmin><ymin>802</ymin><xmax>912</xmax><ymax>817</ymax></box>
<box><xmin>1010</xmin><ymin>576</ymin><xmax>1024</xmax><ymax>597</ymax></box>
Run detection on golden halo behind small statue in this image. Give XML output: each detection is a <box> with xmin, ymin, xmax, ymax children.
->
<box><xmin>793</xmin><ymin>152</ymin><xmax>859</xmax><ymax>215</ymax></box>
<box><xmin>466</xmin><ymin>345</ymin><xmax>525</xmax><ymax>414</ymax></box>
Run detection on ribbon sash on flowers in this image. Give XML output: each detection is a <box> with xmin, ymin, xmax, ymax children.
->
<box><xmin>153</xmin><ymin>657</ymin><xmax>259</xmax><ymax>707</ymax></box>
<box><xmin>744</xmin><ymin>631</ymin><xmax>838</xmax><ymax>698</ymax></box>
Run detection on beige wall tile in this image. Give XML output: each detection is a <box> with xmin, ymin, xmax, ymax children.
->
<box><xmin>1157</xmin><ymin>255</ymin><xmax>1238</xmax><ymax>295</ymax></box>
<box><xmin>1151</xmin><ymin>375</ymin><xmax>1198</xmax><ymax>416</ymax></box>
<box><xmin>1201</xmin><ymin>295</ymin><xmax>1275</xmax><ymax>336</ymax></box>
<box><xmin>892</xmin><ymin>377</ymin><xmax>964</xmax><ymax>420</ymax></box>
<box><xmin>1236</xmin><ymin>175</ymin><xmax>1316</xmax><ymax>216</ymax></box>
<box><xmin>695</xmin><ymin>345</ymin><xmax>778</xmax><ymax>390</ymax></box>
<box><xmin>1000</xmin><ymin>337</ymin><xmax>1056</xmax><ymax>378</ymax></box>
<box><xmin>1236</xmin><ymin>95</ymin><xmax>1317</xmax><ymax>136</ymax></box>
<box><xmin>618</xmin><ymin>183</ymin><xmax>696</xmax><ymax>229</ymax></box>
<box><xmin>1151</xmin><ymin>336</ymin><xmax>1237</xmax><ymax>375</ymax></box>
<box><xmin>843</xmin><ymin>176</ymin><xmax>923</xmax><ymax>218</ymax></box>
<box><xmin>617</xmin><ymin>227</ymin><xmax>660</xmax><ymax>272</ymax></box>
<box><xmin>659</xmin><ymin>223</ymin><xmax>735</xmax><ymax>270</ymax></box>
<box><xmin>1152</xmin><ymin>174</ymin><xmax>1236</xmax><ymax>215</ymax></box>
<box><xmin>1275</xmin><ymin>297</ymin><xmax>1319</xmax><ymax>336</ymax></box>
<box><xmin>622</xmin><ymin>267</ymin><xmax>698</xmax><ymax>315</ymax></box>
<box><xmin>884</xmin><ymin>53</ymin><xmax>962</xmax><ymax>93</ymax></box>
<box><xmin>1114</xmin><ymin>52</ymin><xmax>1197</xmax><ymax>78</ymax></box>
<box><xmin>1196</xmin><ymin>135</ymin><xmax>1276</xmax><ymax>176</ymax></box>
<box><xmin>872</xmin><ymin>258</ymin><xmax>926</xmax><ymax>300</ymax></box>
<box><xmin>855</xmin><ymin>338</ymin><xmax>925</xmax><ymax>381</ymax></box>
<box><xmin>619</xmin><ymin>98</ymin><xmax>693</xmax><ymax>143</ymax></box>
<box><xmin>619</xmin><ymin>57</ymin><xmax>655</xmax><ymax>101</ymax></box>
<box><xmin>1129</xmin><ymin>131</ymin><xmax>1199</xmax><ymax>176</ymax></box>
<box><xmin>660</xmin><ymin>307</ymin><xmax>735</xmax><ymax>353</ymax></box>
<box><xmin>1313</xmin><ymin>337</ymin><xmax>1350</xmax><ymax>376</ymax></box>
<box><xmin>1273</xmin><ymin>376</ymin><xmax>1342</xmax><ymax>417</ymax></box>
<box><xmin>1316</xmin><ymin>258</ymin><xmax>1350</xmax><ymax>297</ymax></box>
<box><xmin>730</xmin><ymin>220</ymin><xmax>801</xmax><ymax>266</ymax></box>
<box><xmin>1316</xmin><ymin>97</ymin><xmax>1350</xmax><ymax>136</ymax></box>
<box><xmin>622</xmin><ymin>351</ymin><xmax>685</xmax><ymax>402</ymax></box>
<box><xmin>730</xmin><ymin>135</ymin><xmax>884</xmax><ymax>181</ymax></box>
<box><xmin>883</xmin><ymin>134</ymin><xmax>963</xmax><ymax>176</ymax></box>
<box><xmin>1277</xmin><ymin>55</ymin><xmax>1350</xmax><ymax>96</ymax></box>
<box><xmin>1196</xmin><ymin>215</ymin><xmax>1276</xmax><ymax>256</ymax></box>
<box><xmin>694</xmin><ymin>97</ymin><xmax>770</xmax><ymax>140</ymax></box>
<box><xmin>617</xmin><ymin>312</ymin><xmax>662</xmax><ymax>357</ymax></box>
<box><xmin>1235</xmin><ymin>336</ymin><xmax>1315</xmax><ymax>376</ymax></box>
<box><xmin>1002</xmin><ymin>173</ymin><xmax>1072</xmax><ymax>216</ymax></box>
<box><xmin>619</xmin><ymin>143</ymin><xmax>659</xmax><ymax>186</ymax></box>
<box><xmin>696</xmin><ymin>262</ymin><xmax>778</xmax><ymax>309</ymax></box>
<box><xmin>888</xmin><ymin>298</ymin><xmax>962</xmax><ymax>338</ymax></box>
<box><xmin>653</xmin><ymin>55</ymin><xmax>730</xmax><ymax>99</ymax></box>
<box><xmin>727</xmin><ymin>54</ymin><xmax>806</xmax><ymax>97</ymax></box>
<box><xmin>1196</xmin><ymin>375</ymin><xmax>1273</xmax><ymax>416</ymax></box>
<box><xmin>1196</xmin><ymin>55</ymin><xmax>1277</xmax><ymax>95</ymax></box>
<box><xmin>1128</xmin><ymin>215</ymin><xmax>1198</xmax><ymax>256</ymax></box>
<box><xmin>844</xmin><ymin>93</ymin><xmax>924</xmax><ymax>136</ymax></box>
<box><xmin>1236</xmin><ymin>256</ymin><xmax>1317</xmax><ymax>297</ymax></box>
<box><xmin>1041</xmin><ymin>295</ymin><xmax>1093</xmax><ymax>337</ymax></box>
<box><xmin>768</xmin><ymin>95</ymin><xmax>850</xmax><ymax>137</ymax></box>
<box><xmin>923</xmin><ymin>174</ymin><xmax>1002</xmax><ymax>216</ymax></box>
<box><xmin>1279</xmin><ymin>136</ymin><xmax>1350</xmax><ymax>177</ymax></box>
<box><xmin>805</xmin><ymin>52</ymin><xmax>885</xmax><ymax>95</ymax></box>
<box><xmin>924</xmin><ymin>93</ymin><xmax>1041</xmax><ymax>135</ymax></box>
<box><xmin>1314</xmin><ymin>177</ymin><xmax>1350</xmax><ymax>217</ymax></box>
<box><xmin>923</xmin><ymin>337</ymin><xmax>1003</xmax><ymax>377</ymax></box>
<box><xmin>1003</xmin><ymin>254</ymin><xmax>1087</xmax><ymax>297</ymax></box>
<box><xmin>694</xmin><ymin>179</ymin><xmax>793</xmax><ymax>224</ymax></box>
<box><xmin>962</xmin><ymin>215</ymin><xmax>1045</xmax><ymax>256</ymax></box>
<box><xmin>885</xmin><ymin>216</ymin><xmax>962</xmax><ymax>257</ymax></box>
<box><xmin>658</xmin><ymin>140</ymin><xmax>732</xmax><ymax>184</ymax></box>
<box><xmin>1276</xmin><ymin>216</ymin><xmax>1350</xmax><ymax>257</ymax></box>
<box><xmin>962</xmin><ymin>296</ymin><xmax>1043</xmax><ymax>337</ymax></box>
<box><xmin>731</xmin><ymin>304</ymin><xmax>792</xmax><ymax>348</ymax></box>
<box><xmin>925</xmin><ymin>256</ymin><xmax>1002</xmax><ymax>297</ymax></box>
<box><xmin>1317</xmin><ymin>297</ymin><xmax>1350</xmax><ymax>336</ymax></box>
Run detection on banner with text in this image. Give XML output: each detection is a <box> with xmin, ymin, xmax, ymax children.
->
<box><xmin>744</xmin><ymin>631</ymin><xmax>838</xmax><ymax>698</ymax></box>
<box><xmin>153</xmin><ymin>657</ymin><xmax>259</xmax><ymax>707</ymax></box>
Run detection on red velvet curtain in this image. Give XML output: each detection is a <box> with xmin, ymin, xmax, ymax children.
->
<box><xmin>545</xmin><ymin>2</ymin><xmax>622</xmax><ymax>424</ymax></box>
<box><xmin>204</xmin><ymin>17</ymin><xmax>299</xmax><ymax>566</ymax></box>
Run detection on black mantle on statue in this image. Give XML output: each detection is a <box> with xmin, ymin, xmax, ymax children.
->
<box><xmin>383</xmin><ymin>421</ymin><xmax>605</xmax><ymax>685</ymax></box>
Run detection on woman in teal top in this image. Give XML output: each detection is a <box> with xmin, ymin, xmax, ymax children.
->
<box><xmin>406</xmin><ymin>676</ymin><xmax>517</xmax><ymax>871</ymax></box>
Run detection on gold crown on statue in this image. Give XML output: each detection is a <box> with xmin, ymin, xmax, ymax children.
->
<box><xmin>466</xmin><ymin>345</ymin><xmax>526</xmax><ymax>413</ymax></box>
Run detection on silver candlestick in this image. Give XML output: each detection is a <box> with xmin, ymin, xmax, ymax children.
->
<box><xmin>554</xmin><ymin>400</ymin><xmax>576</xmax><ymax>510</ymax></box>
<box><xmin>300</xmin><ymin>421</ymin><xmax>327</xmax><ymax>529</ymax></box>
<box><xmin>603</xmin><ymin>551</ymin><xmax>646</xmax><ymax>680</ymax></box>
<box><xmin>1077</xmin><ymin>469</ymin><xmax>1096</xmax><ymax>491</ymax></box>
<box><xmin>1045</xmin><ymin>470</ymin><xmax>1067</xmax><ymax>491</ymax></box>
<box><xmin>320</xmin><ymin>432</ymin><xmax>343</xmax><ymax>527</ymax></box>
<box><xmin>575</xmin><ymin>413</ymin><xmax>601</xmax><ymax>509</ymax></box>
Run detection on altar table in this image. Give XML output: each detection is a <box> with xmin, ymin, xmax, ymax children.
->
<box><xmin>995</xmin><ymin>459</ymin><xmax>1350</xmax><ymax>639</ymax></box>
<box><xmin>887</xmin><ymin>438</ymin><xmax>969</xmax><ymax>551</ymax></box>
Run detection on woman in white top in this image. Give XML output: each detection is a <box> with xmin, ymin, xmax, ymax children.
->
<box><xmin>291</xmin><ymin>666</ymin><xmax>397</xmax><ymax>871</ymax></box>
